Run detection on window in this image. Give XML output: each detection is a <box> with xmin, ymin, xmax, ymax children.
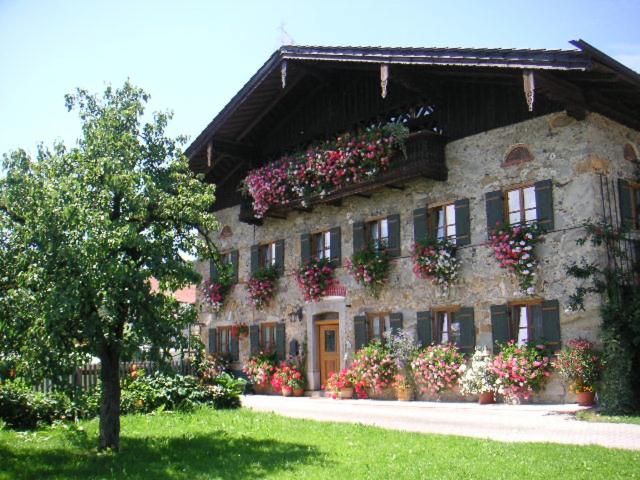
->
<box><xmin>258</xmin><ymin>242</ymin><xmax>277</xmax><ymax>269</ymax></box>
<box><xmin>311</xmin><ymin>230</ymin><xmax>332</xmax><ymax>260</ymax></box>
<box><xmin>632</xmin><ymin>184</ymin><xmax>640</xmax><ymax>230</ymax></box>
<box><xmin>260</xmin><ymin>322</ymin><xmax>277</xmax><ymax>351</ymax></box>
<box><xmin>433</xmin><ymin>309</ymin><xmax>461</xmax><ymax>345</ymax></box>
<box><xmin>509</xmin><ymin>304</ymin><xmax>537</xmax><ymax>345</ymax></box>
<box><xmin>366</xmin><ymin>218</ymin><xmax>389</xmax><ymax>250</ymax></box>
<box><xmin>217</xmin><ymin>326</ymin><xmax>232</xmax><ymax>354</ymax></box>
<box><xmin>366</xmin><ymin>312</ymin><xmax>390</xmax><ymax>342</ymax></box>
<box><xmin>428</xmin><ymin>203</ymin><xmax>456</xmax><ymax>241</ymax></box>
<box><xmin>506</xmin><ymin>185</ymin><xmax>537</xmax><ymax>225</ymax></box>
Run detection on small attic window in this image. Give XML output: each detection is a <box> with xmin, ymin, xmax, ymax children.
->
<box><xmin>623</xmin><ymin>143</ymin><xmax>638</xmax><ymax>163</ymax></box>
<box><xmin>503</xmin><ymin>145</ymin><xmax>534</xmax><ymax>167</ymax></box>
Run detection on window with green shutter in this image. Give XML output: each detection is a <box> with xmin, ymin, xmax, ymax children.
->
<box><xmin>491</xmin><ymin>300</ymin><xmax>561</xmax><ymax>352</ymax></box>
<box><xmin>619</xmin><ymin>179</ymin><xmax>640</xmax><ymax>230</ymax></box>
<box><xmin>354</xmin><ymin>315</ymin><xmax>368</xmax><ymax>350</ymax></box>
<box><xmin>208</xmin><ymin>327</ymin><xmax>217</xmax><ymax>354</ymax></box>
<box><xmin>365</xmin><ymin>214</ymin><xmax>400</xmax><ymax>257</ymax></box>
<box><xmin>416</xmin><ymin>311</ymin><xmax>432</xmax><ymax>348</ymax></box>
<box><xmin>220</xmin><ymin>250</ymin><xmax>239</xmax><ymax>284</ymax></box>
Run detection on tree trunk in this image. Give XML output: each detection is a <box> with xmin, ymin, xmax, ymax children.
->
<box><xmin>99</xmin><ymin>345</ymin><xmax>121</xmax><ymax>451</ymax></box>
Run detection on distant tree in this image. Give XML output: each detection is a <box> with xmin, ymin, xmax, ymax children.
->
<box><xmin>0</xmin><ymin>82</ymin><xmax>218</xmax><ymax>450</ymax></box>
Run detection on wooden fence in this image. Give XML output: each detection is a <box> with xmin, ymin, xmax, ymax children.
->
<box><xmin>34</xmin><ymin>360</ymin><xmax>196</xmax><ymax>394</ymax></box>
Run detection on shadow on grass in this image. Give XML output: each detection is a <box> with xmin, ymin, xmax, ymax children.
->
<box><xmin>0</xmin><ymin>430</ymin><xmax>320</xmax><ymax>480</ymax></box>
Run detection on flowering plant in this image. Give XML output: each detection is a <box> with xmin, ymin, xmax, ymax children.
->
<box><xmin>554</xmin><ymin>338</ymin><xmax>603</xmax><ymax>393</ymax></box>
<box><xmin>294</xmin><ymin>257</ymin><xmax>336</xmax><ymax>302</ymax></box>
<box><xmin>346</xmin><ymin>246</ymin><xmax>391</xmax><ymax>297</ymax></box>
<box><xmin>459</xmin><ymin>347</ymin><xmax>497</xmax><ymax>395</ymax></box>
<box><xmin>488</xmin><ymin>223</ymin><xmax>541</xmax><ymax>294</ymax></box>
<box><xmin>200</xmin><ymin>259</ymin><xmax>234</xmax><ymax>312</ymax></box>
<box><xmin>197</xmin><ymin>354</ymin><xmax>231</xmax><ymax>384</ymax></box>
<box><xmin>491</xmin><ymin>341</ymin><xmax>553</xmax><ymax>400</ymax></box>
<box><xmin>230</xmin><ymin>323</ymin><xmax>249</xmax><ymax>338</ymax></box>
<box><xmin>241</xmin><ymin>124</ymin><xmax>409</xmax><ymax>218</ymax></box>
<box><xmin>246</xmin><ymin>266</ymin><xmax>279</xmax><ymax>310</ymax></box>
<box><xmin>273</xmin><ymin>362</ymin><xmax>306</xmax><ymax>391</ymax></box>
<box><xmin>411</xmin><ymin>343</ymin><xmax>466</xmax><ymax>394</ymax></box>
<box><xmin>323</xmin><ymin>369</ymin><xmax>355</xmax><ymax>398</ymax></box>
<box><xmin>351</xmin><ymin>342</ymin><xmax>397</xmax><ymax>396</ymax></box>
<box><xmin>412</xmin><ymin>237</ymin><xmax>460</xmax><ymax>290</ymax></box>
<box><xmin>243</xmin><ymin>350</ymin><xmax>277</xmax><ymax>388</ymax></box>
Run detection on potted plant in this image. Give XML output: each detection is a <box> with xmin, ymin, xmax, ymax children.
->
<box><xmin>411</xmin><ymin>343</ymin><xmax>465</xmax><ymax>398</ymax></box>
<box><xmin>294</xmin><ymin>257</ymin><xmax>336</xmax><ymax>302</ymax></box>
<box><xmin>492</xmin><ymin>341</ymin><xmax>553</xmax><ymax>403</ymax></box>
<box><xmin>345</xmin><ymin>246</ymin><xmax>391</xmax><ymax>298</ymax></box>
<box><xmin>394</xmin><ymin>374</ymin><xmax>414</xmax><ymax>401</ymax></box>
<box><xmin>385</xmin><ymin>328</ymin><xmax>419</xmax><ymax>401</ymax></box>
<box><xmin>243</xmin><ymin>350</ymin><xmax>277</xmax><ymax>394</ymax></box>
<box><xmin>412</xmin><ymin>237</ymin><xmax>460</xmax><ymax>291</ymax></box>
<box><xmin>246</xmin><ymin>265</ymin><xmax>278</xmax><ymax>310</ymax></box>
<box><xmin>231</xmin><ymin>322</ymin><xmax>249</xmax><ymax>339</ymax></box>
<box><xmin>273</xmin><ymin>362</ymin><xmax>306</xmax><ymax>397</ymax></box>
<box><xmin>459</xmin><ymin>347</ymin><xmax>497</xmax><ymax>404</ymax></box>
<box><xmin>555</xmin><ymin>338</ymin><xmax>603</xmax><ymax>406</ymax></box>
<box><xmin>324</xmin><ymin>369</ymin><xmax>355</xmax><ymax>399</ymax></box>
<box><xmin>351</xmin><ymin>342</ymin><xmax>397</xmax><ymax>399</ymax></box>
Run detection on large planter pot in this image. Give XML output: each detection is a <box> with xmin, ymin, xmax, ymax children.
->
<box><xmin>576</xmin><ymin>391</ymin><xmax>596</xmax><ymax>407</ymax></box>
<box><xmin>293</xmin><ymin>388</ymin><xmax>305</xmax><ymax>397</ymax></box>
<box><xmin>338</xmin><ymin>387</ymin><xmax>354</xmax><ymax>399</ymax></box>
<box><xmin>282</xmin><ymin>386</ymin><xmax>293</xmax><ymax>397</ymax></box>
<box><xmin>367</xmin><ymin>387</ymin><xmax>396</xmax><ymax>400</ymax></box>
<box><xmin>478</xmin><ymin>391</ymin><xmax>495</xmax><ymax>405</ymax></box>
<box><xmin>396</xmin><ymin>387</ymin><xmax>414</xmax><ymax>401</ymax></box>
<box><xmin>254</xmin><ymin>383</ymin><xmax>272</xmax><ymax>395</ymax></box>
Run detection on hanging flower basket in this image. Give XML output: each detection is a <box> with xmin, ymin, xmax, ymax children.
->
<box><xmin>231</xmin><ymin>323</ymin><xmax>249</xmax><ymax>339</ymax></box>
<box><xmin>246</xmin><ymin>266</ymin><xmax>279</xmax><ymax>310</ymax></box>
<box><xmin>412</xmin><ymin>237</ymin><xmax>460</xmax><ymax>290</ymax></box>
<box><xmin>200</xmin><ymin>279</ymin><xmax>230</xmax><ymax>313</ymax></box>
<box><xmin>345</xmin><ymin>246</ymin><xmax>391</xmax><ymax>297</ymax></box>
<box><xmin>240</xmin><ymin>124</ymin><xmax>409</xmax><ymax>218</ymax></box>
<box><xmin>488</xmin><ymin>223</ymin><xmax>541</xmax><ymax>294</ymax></box>
<box><xmin>294</xmin><ymin>257</ymin><xmax>336</xmax><ymax>302</ymax></box>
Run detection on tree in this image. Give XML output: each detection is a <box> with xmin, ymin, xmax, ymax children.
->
<box><xmin>0</xmin><ymin>82</ymin><xmax>219</xmax><ymax>450</ymax></box>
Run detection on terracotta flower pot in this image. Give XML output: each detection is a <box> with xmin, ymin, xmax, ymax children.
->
<box><xmin>396</xmin><ymin>387</ymin><xmax>414</xmax><ymax>401</ymax></box>
<box><xmin>254</xmin><ymin>383</ymin><xmax>271</xmax><ymax>395</ymax></box>
<box><xmin>282</xmin><ymin>386</ymin><xmax>293</xmax><ymax>397</ymax></box>
<box><xmin>576</xmin><ymin>391</ymin><xmax>596</xmax><ymax>407</ymax></box>
<box><xmin>338</xmin><ymin>387</ymin><xmax>354</xmax><ymax>399</ymax></box>
<box><xmin>293</xmin><ymin>388</ymin><xmax>305</xmax><ymax>397</ymax></box>
<box><xmin>478</xmin><ymin>391</ymin><xmax>495</xmax><ymax>405</ymax></box>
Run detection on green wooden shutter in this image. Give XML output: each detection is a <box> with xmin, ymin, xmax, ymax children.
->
<box><xmin>485</xmin><ymin>190</ymin><xmax>504</xmax><ymax>236</ymax></box>
<box><xmin>250</xmin><ymin>245</ymin><xmax>259</xmax><ymax>275</ymax></box>
<box><xmin>353</xmin><ymin>221</ymin><xmax>365</xmax><ymax>253</ymax></box>
<box><xmin>208</xmin><ymin>327</ymin><xmax>217</xmax><ymax>354</ymax></box>
<box><xmin>387</xmin><ymin>214</ymin><xmax>401</xmax><ymax>257</ymax></box>
<box><xmin>490</xmin><ymin>304</ymin><xmax>510</xmax><ymax>353</ymax></box>
<box><xmin>354</xmin><ymin>315</ymin><xmax>367</xmax><ymax>350</ymax></box>
<box><xmin>389</xmin><ymin>312</ymin><xmax>403</xmax><ymax>335</ymax></box>
<box><xmin>209</xmin><ymin>259</ymin><xmax>219</xmax><ymax>282</ymax></box>
<box><xmin>453</xmin><ymin>307</ymin><xmax>475</xmax><ymax>354</ymax></box>
<box><xmin>249</xmin><ymin>325</ymin><xmax>260</xmax><ymax>355</ymax></box>
<box><xmin>413</xmin><ymin>207</ymin><xmax>428</xmax><ymax>244</ymax></box>
<box><xmin>534</xmin><ymin>179</ymin><xmax>554</xmax><ymax>232</ymax></box>
<box><xmin>275</xmin><ymin>322</ymin><xmax>286</xmax><ymax>360</ymax></box>
<box><xmin>416</xmin><ymin>311</ymin><xmax>432</xmax><ymax>347</ymax></box>
<box><xmin>619</xmin><ymin>179</ymin><xmax>634</xmax><ymax>229</ymax></box>
<box><xmin>275</xmin><ymin>240</ymin><xmax>285</xmax><ymax>275</ymax></box>
<box><xmin>329</xmin><ymin>226</ymin><xmax>341</xmax><ymax>267</ymax></box>
<box><xmin>541</xmin><ymin>299</ymin><xmax>561</xmax><ymax>351</ymax></box>
<box><xmin>454</xmin><ymin>198</ymin><xmax>471</xmax><ymax>246</ymax></box>
<box><xmin>230</xmin><ymin>333</ymin><xmax>239</xmax><ymax>361</ymax></box>
<box><xmin>300</xmin><ymin>233</ymin><xmax>311</xmax><ymax>265</ymax></box>
<box><xmin>230</xmin><ymin>250</ymin><xmax>239</xmax><ymax>284</ymax></box>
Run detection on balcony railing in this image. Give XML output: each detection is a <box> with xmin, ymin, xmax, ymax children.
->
<box><xmin>239</xmin><ymin>130</ymin><xmax>446</xmax><ymax>224</ymax></box>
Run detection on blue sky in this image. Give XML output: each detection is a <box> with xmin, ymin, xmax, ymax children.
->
<box><xmin>1</xmin><ymin>0</ymin><xmax>639</xmax><ymax>157</ymax></box>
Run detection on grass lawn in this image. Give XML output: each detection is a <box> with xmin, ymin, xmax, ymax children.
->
<box><xmin>1</xmin><ymin>408</ymin><xmax>639</xmax><ymax>480</ymax></box>
<box><xmin>576</xmin><ymin>409</ymin><xmax>640</xmax><ymax>426</ymax></box>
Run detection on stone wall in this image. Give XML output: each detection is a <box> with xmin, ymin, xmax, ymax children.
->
<box><xmin>196</xmin><ymin>111</ymin><xmax>640</xmax><ymax>403</ymax></box>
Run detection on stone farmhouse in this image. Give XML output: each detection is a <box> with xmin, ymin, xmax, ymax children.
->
<box><xmin>186</xmin><ymin>40</ymin><xmax>640</xmax><ymax>402</ymax></box>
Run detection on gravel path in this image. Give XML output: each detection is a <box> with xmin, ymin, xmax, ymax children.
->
<box><xmin>242</xmin><ymin>395</ymin><xmax>640</xmax><ymax>451</ymax></box>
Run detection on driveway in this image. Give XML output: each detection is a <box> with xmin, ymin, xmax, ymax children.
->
<box><xmin>242</xmin><ymin>395</ymin><xmax>640</xmax><ymax>451</ymax></box>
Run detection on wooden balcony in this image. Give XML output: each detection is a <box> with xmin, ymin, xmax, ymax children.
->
<box><xmin>239</xmin><ymin>130</ymin><xmax>447</xmax><ymax>225</ymax></box>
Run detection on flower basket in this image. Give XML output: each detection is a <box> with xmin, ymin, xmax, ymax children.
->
<box><xmin>293</xmin><ymin>388</ymin><xmax>305</xmax><ymax>397</ymax></box>
<box><xmin>200</xmin><ymin>279</ymin><xmax>231</xmax><ymax>313</ymax></box>
<box><xmin>412</xmin><ymin>237</ymin><xmax>459</xmax><ymax>290</ymax></box>
<box><xmin>231</xmin><ymin>323</ymin><xmax>249</xmax><ymax>338</ymax></box>
<box><xmin>338</xmin><ymin>387</ymin><xmax>354</xmax><ymax>399</ymax></box>
<box><xmin>478</xmin><ymin>391</ymin><xmax>495</xmax><ymax>405</ymax></box>
<box><xmin>488</xmin><ymin>223</ymin><xmax>541</xmax><ymax>294</ymax></box>
<box><xmin>246</xmin><ymin>266</ymin><xmax>279</xmax><ymax>310</ymax></box>
<box><xmin>294</xmin><ymin>257</ymin><xmax>336</xmax><ymax>302</ymax></box>
<box><xmin>346</xmin><ymin>246</ymin><xmax>391</xmax><ymax>297</ymax></box>
<box><xmin>396</xmin><ymin>386</ymin><xmax>414</xmax><ymax>401</ymax></box>
<box><xmin>576</xmin><ymin>391</ymin><xmax>596</xmax><ymax>407</ymax></box>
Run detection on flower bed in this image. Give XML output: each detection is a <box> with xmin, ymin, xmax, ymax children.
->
<box><xmin>555</xmin><ymin>338</ymin><xmax>603</xmax><ymax>393</ymax></box>
<box><xmin>243</xmin><ymin>351</ymin><xmax>277</xmax><ymax>390</ymax></box>
<box><xmin>294</xmin><ymin>257</ymin><xmax>336</xmax><ymax>302</ymax></box>
<box><xmin>351</xmin><ymin>342</ymin><xmax>397</xmax><ymax>397</ymax></box>
<box><xmin>346</xmin><ymin>246</ymin><xmax>391</xmax><ymax>297</ymax></box>
<box><xmin>411</xmin><ymin>343</ymin><xmax>465</xmax><ymax>395</ymax></box>
<box><xmin>492</xmin><ymin>341</ymin><xmax>553</xmax><ymax>401</ymax></box>
<box><xmin>488</xmin><ymin>223</ymin><xmax>541</xmax><ymax>294</ymax></box>
<box><xmin>412</xmin><ymin>237</ymin><xmax>459</xmax><ymax>290</ymax></box>
<box><xmin>246</xmin><ymin>266</ymin><xmax>278</xmax><ymax>310</ymax></box>
<box><xmin>240</xmin><ymin>124</ymin><xmax>409</xmax><ymax>218</ymax></box>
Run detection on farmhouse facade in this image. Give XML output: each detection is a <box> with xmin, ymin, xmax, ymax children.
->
<box><xmin>187</xmin><ymin>40</ymin><xmax>640</xmax><ymax>402</ymax></box>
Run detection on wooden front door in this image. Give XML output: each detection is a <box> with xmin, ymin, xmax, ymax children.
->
<box><xmin>318</xmin><ymin>323</ymin><xmax>340</xmax><ymax>387</ymax></box>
